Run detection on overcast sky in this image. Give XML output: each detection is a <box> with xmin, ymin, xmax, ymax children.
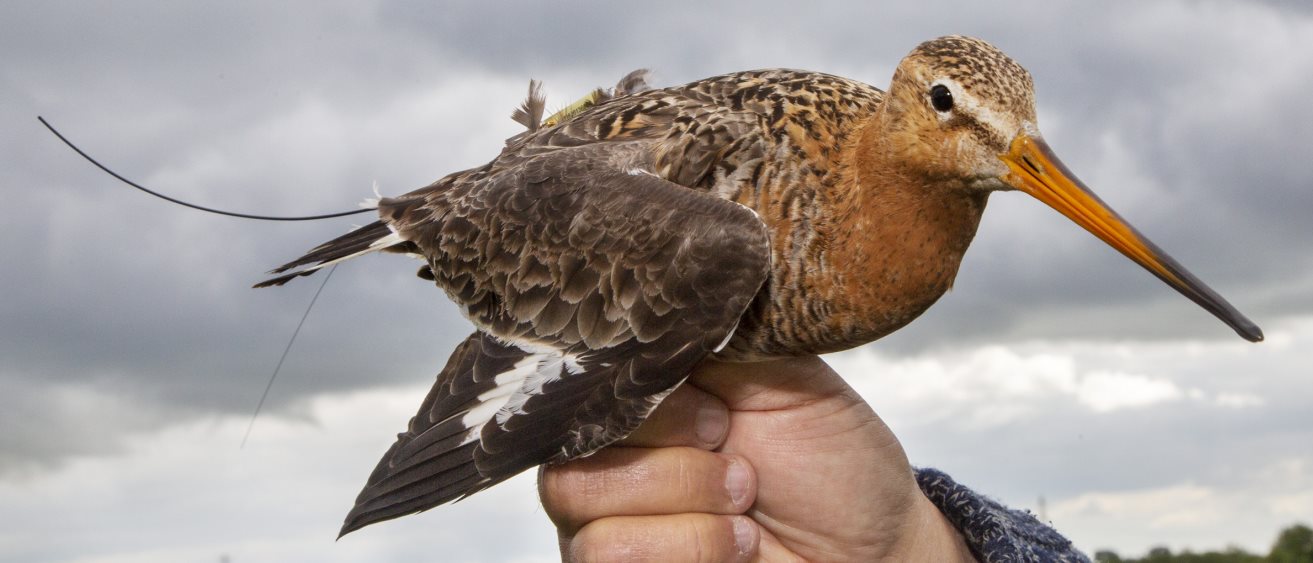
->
<box><xmin>3</xmin><ymin>1</ymin><xmax>1311</xmax><ymax>561</ymax></box>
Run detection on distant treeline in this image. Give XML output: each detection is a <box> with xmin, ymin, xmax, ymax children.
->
<box><xmin>1094</xmin><ymin>524</ymin><xmax>1312</xmax><ymax>563</ymax></box>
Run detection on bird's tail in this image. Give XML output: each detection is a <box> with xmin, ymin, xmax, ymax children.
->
<box><xmin>254</xmin><ymin>221</ymin><xmax>402</xmax><ymax>288</ymax></box>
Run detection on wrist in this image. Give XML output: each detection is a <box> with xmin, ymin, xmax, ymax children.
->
<box><xmin>889</xmin><ymin>492</ymin><xmax>977</xmax><ymax>562</ymax></box>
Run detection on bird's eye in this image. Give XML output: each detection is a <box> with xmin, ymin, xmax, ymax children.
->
<box><xmin>930</xmin><ymin>84</ymin><xmax>953</xmax><ymax>113</ymax></box>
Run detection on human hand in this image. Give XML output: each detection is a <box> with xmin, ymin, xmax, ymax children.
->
<box><xmin>538</xmin><ymin>356</ymin><xmax>976</xmax><ymax>562</ymax></box>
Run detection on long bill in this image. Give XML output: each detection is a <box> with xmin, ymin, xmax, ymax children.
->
<box><xmin>998</xmin><ymin>134</ymin><xmax>1263</xmax><ymax>342</ymax></box>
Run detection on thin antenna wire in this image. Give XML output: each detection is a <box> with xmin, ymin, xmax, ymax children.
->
<box><xmin>37</xmin><ymin>116</ymin><xmax>373</xmax><ymax>221</ymax></box>
<box><xmin>37</xmin><ymin>116</ymin><xmax>359</xmax><ymax>445</ymax></box>
<box><xmin>241</xmin><ymin>264</ymin><xmax>338</xmax><ymax>448</ymax></box>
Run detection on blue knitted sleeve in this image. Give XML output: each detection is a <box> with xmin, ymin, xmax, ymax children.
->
<box><xmin>915</xmin><ymin>468</ymin><xmax>1091</xmax><ymax>563</ymax></box>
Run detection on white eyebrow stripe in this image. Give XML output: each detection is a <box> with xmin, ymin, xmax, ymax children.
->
<box><xmin>932</xmin><ymin>78</ymin><xmax>1015</xmax><ymax>139</ymax></box>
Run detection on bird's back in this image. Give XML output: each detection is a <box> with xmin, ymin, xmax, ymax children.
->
<box><xmin>434</xmin><ymin>69</ymin><xmax>887</xmax><ymax>195</ymax></box>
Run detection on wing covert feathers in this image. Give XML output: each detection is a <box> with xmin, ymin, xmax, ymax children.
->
<box><xmin>379</xmin><ymin>144</ymin><xmax>771</xmax><ymax>352</ymax></box>
<box><xmin>341</xmin><ymin>146</ymin><xmax>771</xmax><ymax>535</ymax></box>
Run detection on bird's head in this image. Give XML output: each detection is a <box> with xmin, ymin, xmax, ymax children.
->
<box><xmin>882</xmin><ymin>35</ymin><xmax>1035</xmax><ymax>190</ymax></box>
<box><xmin>876</xmin><ymin>35</ymin><xmax>1262</xmax><ymax>342</ymax></box>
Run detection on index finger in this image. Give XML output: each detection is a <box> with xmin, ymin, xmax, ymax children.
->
<box><xmin>618</xmin><ymin>382</ymin><xmax>729</xmax><ymax>449</ymax></box>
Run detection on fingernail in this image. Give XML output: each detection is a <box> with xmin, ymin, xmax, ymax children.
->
<box><xmin>695</xmin><ymin>402</ymin><xmax>728</xmax><ymax>446</ymax></box>
<box><xmin>725</xmin><ymin>458</ymin><xmax>750</xmax><ymax>507</ymax></box>
<box><xmin>732</xmin><ymin>515</ymin><xmax>756</xmax><ymax>556</ymax></box>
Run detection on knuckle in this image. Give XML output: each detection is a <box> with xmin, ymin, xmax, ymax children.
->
<box><xmin>540</xmin><ymin>453</ymin><xmax>647</xmax><ymax>523</ymax></box>
<box><xmin>539</xmin><ymin>463</ymin><xmax>595</xmax><ymax>521</ymax></box>
<box><xmin>569</xmin><ymin>516</ymin><xmax>735</xmax><ymax>563</ymax></box>
<box><xmin>688</xmin><ymin>516</ymin><xmax>741</xmax><ymax>563</ymax></box>
<box><xmin>570</xmin><ymin>540</ymin><xmax>626</xmax><ymax>563</ymax></box>
<box><xmin>569</xmin><ymin>521</ymin><xmax>639</xmax><ymax>563</ymax></box>
<box><xmin>685</xmin><ymin>518</ymin><xmax>711</xmax><ymax>562</ymax></box>
<box><xmin>674</xmin><ymin>455</ymin><xmax>698</xmax><ymax>501</ymax></box>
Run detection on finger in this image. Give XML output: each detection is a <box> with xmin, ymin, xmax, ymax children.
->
<box><xmin>618</xmin><ymin>382</ymin><xmax>729</xmax><ymax>449</ymax></box>
<box><xmin>566</xmin><ymin>514</ymin><xmax>760</xmax><ymax>563</ymax></box>
<box><xmin>540</xmin><ymin>447</ymin><xmax>756</xmax><ymax>534</ymax></box>
<box><xmin>690</xmin><ymin>356</ymin><xmax>857</xmax><ymax>411</ymax></box>
<box><xmin>753</xmin><ymin>524</ymin><xmax>804</xmax><ymax>562</ymax></box>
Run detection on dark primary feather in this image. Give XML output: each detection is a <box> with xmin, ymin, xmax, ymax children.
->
<box><xmin>253</xmin><ymin>221</ymin><xmax>394</xmax><ymax>288</ymax></box>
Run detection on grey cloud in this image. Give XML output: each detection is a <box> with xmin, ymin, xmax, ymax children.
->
<box><xmin>835</xmin><ymin>327</ymin><xmax>1313</xmax><ymax>527</ymax></box>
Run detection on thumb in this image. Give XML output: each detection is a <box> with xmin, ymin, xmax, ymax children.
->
<box><xmin>689</xmin><ymin>356</ymin><xmax>859</xmax><ymax>412</ymax></box>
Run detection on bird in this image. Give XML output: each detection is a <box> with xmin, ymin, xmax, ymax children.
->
<box><xmin>255</xmin><ymin>35</ymin><xmax>1263</xmax><ymax>536</ymax></box>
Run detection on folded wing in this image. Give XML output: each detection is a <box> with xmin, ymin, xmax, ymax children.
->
<box><xmin>340</xmin><ymin>143</ymin><xmax>771</xmax><ymax>535</ymax></box>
